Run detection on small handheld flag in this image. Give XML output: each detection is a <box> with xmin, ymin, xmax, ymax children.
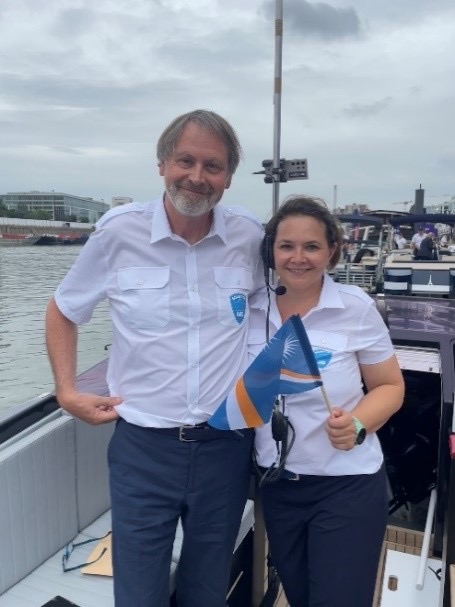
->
<box><xmin>278</xmin><ymin>314</ymin><xmax>322</xmax><ymax>395</ymax></box>
<box><xmin>208</xmin><ymin>315</ymin><xmax>322</xmax><ymax>430</ymax></box>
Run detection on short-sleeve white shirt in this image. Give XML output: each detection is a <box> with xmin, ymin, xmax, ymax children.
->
<box><xmin>55</xmin><ymin>198</ymin><xmax>264</xmax><ymax>427</ymax></box>
<box><xmin>251</xmin><ymin>275</ymin><xmax>394</xmax><ymax>475</ymax></box>
<box><xmin>411</xmin><ymin>232</ymin><xmax>424</xmax><ymax>249</ymax></box>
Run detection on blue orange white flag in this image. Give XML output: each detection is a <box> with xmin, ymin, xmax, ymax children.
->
<box><xmin>278</xmin><ymin>312</ymin><xmax>322</xmax><ymax>395</ymax></box>
<box><xmin>208</xmin><ymin>315</ymin><xmax>322</xmax><ymax>430</ymax></box>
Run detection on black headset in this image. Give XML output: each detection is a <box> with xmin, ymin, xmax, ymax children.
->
<box><xmin>260</xmin><ymin>233</ymin><xmax>275</xmax><ymax>271</ymax></box>
<box><xmin>261</xmin><ymin>233</ymin><xmax>286</xmax><ymax>297</ymax></box>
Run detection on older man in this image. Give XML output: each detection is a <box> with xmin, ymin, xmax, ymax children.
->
<box><xmin>45</xmin><ymin>110</ymin><xmax>264</xmax><ymax>607</ymax></box>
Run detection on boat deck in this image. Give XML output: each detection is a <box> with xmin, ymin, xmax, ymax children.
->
<box><xmin>2</xmin><ymin>316</ymin><xmax>451</xmax><ymax>607</ymax></box>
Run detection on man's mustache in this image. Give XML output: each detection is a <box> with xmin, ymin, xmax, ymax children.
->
<box><xmin>178</xmin><ymin>181</ymin><xmax>214</xmax><ymax>196</ymax></box>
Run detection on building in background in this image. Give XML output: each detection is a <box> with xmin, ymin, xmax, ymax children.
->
<box><xmin>111</xmin><ymin>196</ymin><xmax>134</xmax><ymax>207</ymax></box>
<box><xmin>0</xmin><ymin>191</ymin><xmax>109</xmax><ymax>223</ymax></box>
<box><xmin>425</xmin><ymin>196</ymin><xmax>455</xmax><ymax>214</ymax></box>
<box><xmin>333</xmin><ymin>203</ymin><xmax>370</xmax><ymax>215</ymax></box>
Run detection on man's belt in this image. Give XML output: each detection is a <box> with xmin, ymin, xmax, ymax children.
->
<box><xmin>148</xmin><ymin>423</ymin><xmax>246</xmax><ymax>442</ymax></box>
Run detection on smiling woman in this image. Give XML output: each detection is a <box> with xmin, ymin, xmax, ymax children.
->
<box><xmin>253</xmin><ymin>194</ymin><xmax>404</xmax><ymax>607</ymax></box>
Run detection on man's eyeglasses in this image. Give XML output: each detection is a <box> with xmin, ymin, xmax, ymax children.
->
<box><xmin>62</xmin><ymin>531</ymin><xmax>111</xmax><ymax>573</ymax></box>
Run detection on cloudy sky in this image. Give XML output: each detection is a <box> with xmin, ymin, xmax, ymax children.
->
<box><xmin>1</xmin><ymin>0</ymin><xmax>454</xmax><ymax>222</ymax></box>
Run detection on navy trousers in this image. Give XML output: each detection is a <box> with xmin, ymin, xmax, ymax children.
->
<box><xmin>260</xmin><ymin>466</ymin><xmax>388</xmax><ymax>607</ymax></box>
<box><xmin>108</xmin><ymin>419</ymin><xmax>254</xmax><ymax>607</ymax></box>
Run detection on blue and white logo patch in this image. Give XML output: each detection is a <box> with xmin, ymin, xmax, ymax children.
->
<box><xmin>314</xmin><ymin>349</ymin><xmax>332</xmax><ymax>369</ymax></box>
<box><xmin>230</xmin><ymin>293</ymin><xmax>247</xmax><ymax>324</ymax></box>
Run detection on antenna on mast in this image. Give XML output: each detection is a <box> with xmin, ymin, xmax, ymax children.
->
<box><xmin>253</xmin><ymin>0</ymin><xmax>308</xmax><ymax>214</ymax></box>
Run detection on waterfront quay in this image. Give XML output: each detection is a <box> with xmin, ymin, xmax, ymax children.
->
<box><xmin>0</xmin><ymin>216</ymin><xmax>93</xmax><ymax>238</ymax></box>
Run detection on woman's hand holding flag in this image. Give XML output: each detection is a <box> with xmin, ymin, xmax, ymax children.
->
<box><xmin>208</xmin><ymin>315</ymin><xmax>325</xmax><ymax>430</ymax></box>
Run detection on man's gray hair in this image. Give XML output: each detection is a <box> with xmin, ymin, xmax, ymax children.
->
<box><xmin>156</xmin><ymin>109</ymin><xmax>242</xmax><ymax>176</ymax></box>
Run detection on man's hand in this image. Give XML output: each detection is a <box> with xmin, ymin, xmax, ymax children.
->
<box><xmin>325</xmin><ymin>407</ymin><xmax>357</xmax><ymax>451</ymax></box>
<box><xmin>57</xmin><ymin>390</ymin><xmax>122</xmax><ymax>425</ymax></box>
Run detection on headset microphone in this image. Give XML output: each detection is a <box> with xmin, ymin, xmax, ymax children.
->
<box><xmin>262</xmin><ymin>234</ymin><xmax>286</xmax><ymax>296</ymax></box>
<box><xmin>270</xmin><ymin>285</ymin><xmax>287</xmax><ymax>296</ymax></box>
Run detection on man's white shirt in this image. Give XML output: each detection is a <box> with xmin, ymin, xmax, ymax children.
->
<box><xmin>55</xmin><ymin>198</ymin><xmax>264</xmax><ymax>427</ymax></box>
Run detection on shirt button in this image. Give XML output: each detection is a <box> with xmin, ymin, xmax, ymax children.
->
<box><xmin>191</xmin><ymin>362</ymin><xmax>198</xmax><ymax>368</ymax></box>
<box><xmin>192</xmin><ymin>285</ymin><xmax>198</xmax><ymax>292</ymax></box>
<box><xmin>137</xmin><ymin>280</ymin><xmax>144</xmax><ymax>286</ymax></box>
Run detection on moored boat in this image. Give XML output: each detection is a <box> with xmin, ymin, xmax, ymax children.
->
<box><xmin>384</xmin><ymin>213</ymin><xmax>455</xmax><ymax>297</ymax></box>
<box><xmin>331</xmin><ymin>214</ymin><xmax>387</xmax><ymax>293</ymax></box>
<box><xmin>0</xmin><ymin>233</ymin><xmax>41</xmax><ymax>246</ymax></box>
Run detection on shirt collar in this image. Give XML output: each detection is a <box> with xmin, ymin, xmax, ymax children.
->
<box><xmin>207</xmin><ymin>204</ymin><xmax>228</xmax><ymax>244</ymax></box>
<box><xmin>150</xmin><ymin>196</ymin><xmax>173</xmax><ymax>243</ymax></box>
<box><xmin>150</xmin><ymin>197</ymin><xmax>227</xmax><ymax>245</ymax></box>
<box><xmin>317</xmin><ymin>273</ymin><xmax>345</xmax><ymax>310</ymax></box>
<box><xmin>251</xmin><ymin>272</ymin><xmax>346</xmax><ymax>315</ymax></box>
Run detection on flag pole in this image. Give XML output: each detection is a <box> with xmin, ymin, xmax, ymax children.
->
<box><xmin>319</xmin><ymin>384</ymin><xmax>333</xmax><ymax>414</ymax></box>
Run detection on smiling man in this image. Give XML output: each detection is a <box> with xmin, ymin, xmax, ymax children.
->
<box><xmin>159</xmin><ymin>121</ymin><xmax>232</xmax><ymax>222</ymax></box>
<box><xmin>45</xmin><ymin>110</ymin><xmax>264</xmax><ymax>607</ymax></box>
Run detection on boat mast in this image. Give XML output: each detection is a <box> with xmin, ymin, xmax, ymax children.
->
<box><xmin>272</xmin><ymin>0</ymin><xmax>283</xmax><ymax>215</ymax></box>
<box><xmin>254</xmin><ymin>0</ymin><xmax>308</xmax><ymax>213</ymax></box>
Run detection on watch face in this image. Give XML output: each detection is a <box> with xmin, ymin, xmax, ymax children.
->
<box><xmin>356</xmin><ymin>427</ymin><xmax>366</xmax><ymax>445</ymax></box>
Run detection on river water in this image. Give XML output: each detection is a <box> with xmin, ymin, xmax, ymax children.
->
<box><xmin>0</xmin><ymin>246</ymin><xmax>111</xmax><ymax>412</ymax></box>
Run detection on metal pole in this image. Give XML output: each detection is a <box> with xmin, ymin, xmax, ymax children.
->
<box><xmin>272</xmin><ymin>0</ymin><xmax>283</xmax><ymax>215</ymax></box>
<box><xmin>416</xmin><ymin>487</ymin><xmax>437</xmax><ymax>590</ymax></box>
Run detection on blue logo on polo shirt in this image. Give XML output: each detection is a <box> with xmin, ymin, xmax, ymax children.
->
<box><xmin>230</xmin><ymin>293</ymin><xmax>247</xmax><ymax>324</ymax></box>
<box><xmin>314</xmin><ymin>349</ymin><xmax>332</xmax><ymax>369</ymax></box>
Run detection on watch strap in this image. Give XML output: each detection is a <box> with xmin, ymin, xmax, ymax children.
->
<box><xmin>352</xmin><ymin>416</ymin><xmax>366</xmax><ymax>445</ymax></box>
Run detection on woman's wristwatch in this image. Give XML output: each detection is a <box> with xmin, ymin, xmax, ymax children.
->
<box><xmin>352</xmin><ymin>417</ymin><xmax>366</xmax><ymax>445</ymax></box>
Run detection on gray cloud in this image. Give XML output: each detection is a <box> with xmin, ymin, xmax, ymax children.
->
<box><xmin>49</xmin><ymin>145</ymin><xmax>86</xmax><ymax>156</ymax></box>
<box><xmin>344</xmin><ymin>97</ymin><xmax>393</xmax><ymax>118</ymax></box>
<box><xmin>261</xmin><ymin>0</ymin><xmax>362</xmax><ymax>40</ymax></box>
<box><xmin>350</xmin><ymin>0</ymin><xmax>455</xmax><ymax>25</ymax></box>
<box><xmin>50</xmin><ymin>7</ymin><xmax>97</xmax><ymax>38</ymax></box>
<box><xmin>0</xmin><ymin>0</ymin><xmax>454</xmax><ymax>217</ymax></box>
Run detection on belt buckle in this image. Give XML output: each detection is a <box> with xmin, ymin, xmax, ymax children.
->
<box><xmin>179</xmin><ymin>426</ymin><xmax>197</xmax><ymax>442</ymax></box>
<box><xmin>288</xmin><ymin>471</ymin><xmax>300</xmax><ymax>481</ymax></box>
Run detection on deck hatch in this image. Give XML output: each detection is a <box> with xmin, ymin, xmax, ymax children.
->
<box><xmin>393</xmin><ymin>346</ymin><xmax>440</xmax><ymax>373</ymax></box>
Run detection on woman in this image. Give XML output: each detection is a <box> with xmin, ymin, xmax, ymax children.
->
<box><xmin>251</xmin><ymin>195</ymin><xmax>404</xmax><ymax>607</ymax></box>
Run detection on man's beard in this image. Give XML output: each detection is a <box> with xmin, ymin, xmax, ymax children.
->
<box><xmin>165</xmin><ymin>181</ymin><xmax>221</xmax><ymax>217</ymax></box>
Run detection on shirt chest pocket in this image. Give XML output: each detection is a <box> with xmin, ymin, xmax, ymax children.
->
<box><xmin>306</xmin><ymin>330</ymin><xmax>348</xmax><ymax>370</ymax></box>
<box><xmin>117</xmin><ymin>267</ymin><xmax>170</xmax><ymax>329</ymax></box>
<box><xmin>214</xmin><ymin>267</ymin><xmax>253</xmax><ymax>327</ymax></box>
